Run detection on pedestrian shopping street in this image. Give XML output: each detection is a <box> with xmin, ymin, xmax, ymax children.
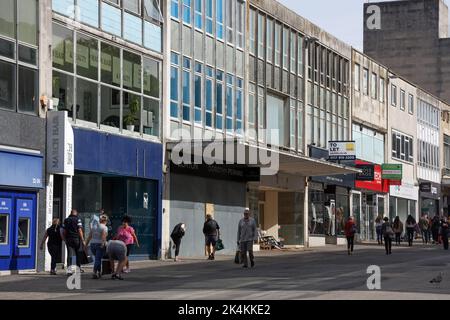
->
<box><xmin>0</xmin><ymin>244</ymin><xmax>449</xmax><ymax>300</ymax></box>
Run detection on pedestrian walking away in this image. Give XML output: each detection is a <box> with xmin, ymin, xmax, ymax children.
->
<box><xmin>393</xmin><ymin>216</ymin><xmax>403</xmax><ymax>246</ymax></box>
<box><xmin>440</xmin><ymin>216</ymin><xmax>449</xmax><ymax>250</ymax></box>
<box><xmin>115</xmin><ymin>215</ymin><xmax>140</xmax><ymax>273</ymax></box>
<box><xmin>344</xmin><ymin>216</ymin><xmax>356</xmax><ymax>255</ymax></box>
<box><xmin>106</xmin><ymin>240</ymin><xmax>128</xmax><ymax>280</ymax></box>
<box><xmin>431</xmin><ymin>215</ymin><xmax>440</xmax><ymax>244</ymax></box>
<box><xmin>237</xmin><ymin>208</ymin><xmax>258</xmax><ymax>268</ymax></box>
<box><xmin>171</xmin><ymin>222</ymin><xmax>186</xmax><ymax>262</ymax></box>
<box><xmin>375</xmin><ymin>216</ymin><xmax>383</xmax><ymax>245</ymax></box>
<box><xmin>381</xmin><ymin>217</ymin><xmax>394</xmax><ymax>255</ymax></box>
<box><xmin>86</xmin><ymin>214</ymin><xmax>108</xmax><ymax>279</ymax></box>
<box><xmin>203</xmin><ymin>214</ymin><xmax>220</xmax><ymax>260</ymax></box>
<box><xmin>405</xmin><ymin>215</ymin><xmax>416</xmax><ymax>247</ymax></box>
<box><xmin>61</xmin><ymin>209</ymin><xmax>85</xmax><ymax>275</ymax></box>
<box><xmin>419</xmin><ymin>214</ymin><xmax>430</xmax><ymax>244</ymax></box>
<box><xmin>40</xmin><ymin>218</ymin><xmax>62</xmax><ymax>275</ymax></box>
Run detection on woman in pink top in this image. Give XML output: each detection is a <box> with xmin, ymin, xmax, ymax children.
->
<box><xmin>115</xmin><ymin>215</ymin><xmax>140</xmax><ymax>273</ymax></box>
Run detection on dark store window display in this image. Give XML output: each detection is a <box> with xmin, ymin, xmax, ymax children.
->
<box><xmin>72</xmin><ymin>173</ymin><xmax>158</xmax><ymax>258</ymax></box>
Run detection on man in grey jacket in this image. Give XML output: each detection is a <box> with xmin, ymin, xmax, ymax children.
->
<box><xmin>237</xmin><ymin>208</ymin><xmax>257</xmax><ymax>268</ymax></box>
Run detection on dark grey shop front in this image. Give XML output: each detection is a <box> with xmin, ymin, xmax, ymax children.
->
<box><xmin>419</xmin><ymin>181</ymin><xmax>441</xmax><ymax>217</ymax></box>
<box><xmin>168</xmin><ymin>164</ymin><xmax>258</xmax><ymax>258</ymax></box>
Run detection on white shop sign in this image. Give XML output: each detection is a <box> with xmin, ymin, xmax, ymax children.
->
<box><xmin>389</xmin><ymin>183</ymin><xmax>419</xmax><ymax>201</ymax></box>
<box><xmin>47</xmin><ymin>111</ymin><xmax>74</xmax><ymax>176</ymax></box>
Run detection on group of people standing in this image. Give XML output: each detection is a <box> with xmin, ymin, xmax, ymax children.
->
<box><xmin>170</xmin><ymin>208</ymin><xmax>258</xmax><ymax>268</ymax></box>
<box><xmin>40</xmin><ymin>209</ymin><xmax>140</xmax><ymax>280</ymax></box>
<box><xmin>345</xmin><ymin>213</ymin><xmax>450</xmax><ymax>255</ymax></box>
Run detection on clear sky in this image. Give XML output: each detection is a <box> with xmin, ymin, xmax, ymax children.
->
<box><xmin>277</xmin><ymin>0</ymin><xmax>448</xmax><ymax>50</ymax></box>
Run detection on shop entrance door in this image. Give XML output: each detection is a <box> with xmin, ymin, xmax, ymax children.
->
<box><xmin>0</xmin><ymin>191</ymin><xmax>37</xmax><ymax>271</ymax></box>
<box><xmin>360</xmin><ymin>193</ymin><xmax>378</xmax><ymax>241</ymax></box>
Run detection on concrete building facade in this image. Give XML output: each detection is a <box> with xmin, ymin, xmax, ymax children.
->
<box><xmin>364</xmin><ymin>0</ymin><xmax>450</xmax><ymax>104</ymax></box>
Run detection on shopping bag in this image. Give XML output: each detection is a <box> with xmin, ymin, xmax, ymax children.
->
<box><xmin>78</xmin><ymin>248</ymin><xmax>93</xmax><ymax>265</ymax></box>
<box><xmin>101</xmin><ymin>259</ymin><xmax>112</xmax><ymax>275</ymax></box>
<box><xmin>234</xmin><ymin>250</ymin><xmax>241</xmax><ymax>264</ymax></box>
<box><xmin>215</xmin><ymin>238</ymin><xmax>224</xmax><ymax>251</ymax></box>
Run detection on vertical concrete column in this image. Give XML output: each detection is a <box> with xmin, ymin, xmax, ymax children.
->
<box><xmin>264</xmin><ymin>191</ymin><xmax>279</xmax><ymax>239</ymax></box>
<box><xmin>161</xmin><ymin>0</ymin><xmax>172</xmax><ymax>260</ymax></box>
<box><xmin>63</xmin><ymin>176</ymin><xmax>73</xmax><ymax>218</ymax></box>
<box><xmin>39</xmin><ymin>0</ymin><xmax>53</xmax><ymax>118</ymax></box>
<box><xmin>303</xmin><ymin>180</ymin><xmax>309</xmax><ymax>247</ymax></box>
<box><xmin>44</xmin><ymin>174</ymin><xmax>54</xmax><ymax>271</ymax></box>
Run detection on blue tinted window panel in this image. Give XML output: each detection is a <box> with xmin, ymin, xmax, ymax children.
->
<box><xmin>53</xmin><ymin>0</ymin><xmax>74</xmax><ymax>17</ymax></box>
<box><xmin>144</xmin><ymin>22</ymin><xmax>162</xmax><ymax>52</ymax></box>
<box><xmin>78</xmin><ymin>0</ymin><xmax>99</xmax><ymax>27</ymax></box>
<box><xmin>206</xmin><ymin>113</ymin><xmax>212</xmax><ymax>127</ymax></box>
<box><xmin>101</xmin><ymin>2</ymin><xmax>122</xmax><ymax>37</ymax></box>
<box><xmin>171</xmin><ymin>0</ymin><xmax>179</xmax><ymax>18</ymax></box>
<box><xmin>170</xmin><ymin>67</ymin><xmax>179</xmax><ymax>100</ymax></box>
<box><xmin>195</xmin><ymin>109</ymin><xmax>201</xmax><ymax>122</ymax></box>
<box><xmin>124</xmin><ymin>13</ymin><xmax>143</xmax><ymax>45</ymax></box>
<box><xmin>183</xmin><ymin>105</ymin><xmax>190</xmax><ymax>121</ymax></box>
<box><xmin>170</xmin><ymin>102</ymin><xmax>178</xmax><ymax>118</ymax></box>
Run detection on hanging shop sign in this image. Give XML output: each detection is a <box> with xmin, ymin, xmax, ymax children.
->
<box><xmin>381</xmin><ymin>164</ymin><xmax>402</xmax><ymax>180</ymax></box>
<box><xmin>328</xmin><ymin>141</ymin><xmax>356</xmax><ymax>161</ymax></box>
<box><xmin>355</xmin><ymin>164</ymin><xmax>375</xmax><ymax>181</ymax></box>
<box><xmin>47</xmin><ymin>111</ymin><xmax>74</xmax><ymax>176</ymax></box>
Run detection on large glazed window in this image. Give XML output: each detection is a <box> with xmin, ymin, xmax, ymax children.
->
<box><xmin>0</xmin><ymin>0</ymin><xmax>15</xmax><ymax>39</ymax></box>
<box><xmin>266</xmin><ymin>94</ymin><xmax>286</xmax><ymax>147</ymax></box>
<box><xmin>18</xmin><ymin>218</ymin><xmax>30</xmax><ymax>248</ymax></box>
<box><xmin>0</xmin><ymin>214</ymin><xmax>8</xmax><ymax>245</ymax></box>
<box><xmin>18</xmin><ymin>66</ymin><xmax>38</xmax><ymax>114</ymax></box>
<box><xmin>0</xmin><ymin>61</ymin><xmax>16</xmax><ymax>111</ymax></box>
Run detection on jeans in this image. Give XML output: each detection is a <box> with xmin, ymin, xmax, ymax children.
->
<box><xmin>346</xmin><ymin>236</ymin><xmax>354</xmax><ymax>252</ymax></box>
<box><xmin>240</xmin><ymin>241</ymin><xmax>254</xmax><ymax>267</ymax></box>
<box><xmin>376</xmin><ymin>227</ymin><xmax>383</xmax><ymax>243</ymax></box>
<box><xmin>384</xmin><ymin>236</ymin><xmax>392</xmax><ymax>254</ymax></box>
<box><xmin>66</xmin><ymin>238</ymin><xmax>82</xmax><ymax>268</ymax></box>
<box><xmin>406</xmin><ymin>228</ymin><xmax>414</xmax><ymax>246</ymax></box>
<box><xmin>90</xmin><ymin>243</ymin><xmax>105</xmax><ymax>273</ymax></box>
<box><xmin>421</xmin><ymin>230</ymin><xmax>430</xmax><ymax>243</ymax></box>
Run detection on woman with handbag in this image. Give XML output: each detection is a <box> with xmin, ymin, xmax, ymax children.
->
<box><xmin>40</xmin><ymin>218</ymin><xmax>62</xmax><ymax>275</ymax></box>
<box><xmin>115</xmin><ymin>215</ymin><xmax>140</xmax><ymax>273</ymax></box>
<box><xmin>381</xmin><ymin>217</ymin><xmax>394</xmax><ymax>255</ymax></box>
<box><xmin>86</xmin><ymin>214</ymin><xmax>108</xmax><ymax>279</ymax></box>
<box><xmin>344</xmin><ymin>216</ymin><xmax>357</xmax><ymax>255</ymax></box>
<box><xmin>393</xmin><ymin>216</ymin><xmax>403</xmax><ymax>246</ymax></box>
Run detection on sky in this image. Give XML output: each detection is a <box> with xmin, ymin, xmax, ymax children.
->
<box><xmin>278</xmin><ymin>0</ymin><xmax>449</xmax><ymax>50</ymax></box>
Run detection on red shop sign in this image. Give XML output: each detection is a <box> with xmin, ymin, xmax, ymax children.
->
<box><xmin>354</xmin><ymin>160</ymin><xmax>389</xmax><ymax>193</ymax></box>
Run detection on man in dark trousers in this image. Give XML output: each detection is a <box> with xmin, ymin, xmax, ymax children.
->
<box><xmin>203</xmin><ymin>214</ymin><xmax>220</xmax><ymax>260</ymax></box>
<box><xmin>61</xmin><ymin>209</ymin><xmax>85</xmax><ymax>275</ymax></box>
<box><xmin>440</xmin><ymin>217</ymin><xmax>449</xmax><ymax>250</ymax></box>
<box><xmin>171</xmin><ymin>223</ymin><xmax>186</xmax><ymax>262</ymax></box>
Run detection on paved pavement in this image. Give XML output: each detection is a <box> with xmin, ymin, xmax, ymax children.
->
<box><xmin>1</xmin><ymin>243</ymin><xmax>450</xmax><ymax>300</ymax></box>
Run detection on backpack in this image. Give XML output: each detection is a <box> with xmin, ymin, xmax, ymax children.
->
<box><xmin>384</xmin><ymin>224</ymin><xmax>394</xmax><ymax>237</ymax></box>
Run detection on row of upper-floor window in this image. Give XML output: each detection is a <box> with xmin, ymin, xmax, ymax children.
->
<box><xmin>391</xmin><ymin>130</ymin><xmax>414</xmax><ymax>163</ymax></box>
<box><xmin>0</xmin><ymin>0</ymin><xmax>39</xmax><ymax>115</ymax></box>
<box><xmin>53</xmin><ymin>0</ymin><xmax>162</xmax><ymax>53</ymax></box>
<box><xmin>354</xmin><ymin>63</ymin><xmax>385</xmax><ymax>103</ymax></box>
<box><xmin>418</xmin><ymin>99</ymin><xmax>440</xmax><ymax>130</ymax></box>
<box><xmin>52</xmin><ymin>23</ymin><xmax>162</xmax><ymax>138</ymax></box>
<box><xmin>171</xmin><ymin>0</ymin><xmax>245</xmax><ymax>48</ymax></box>
<box><xmin>352</xmin><ymin>124</ymin><xmax>384</xmax><ymax>164</ymax></box>
<box><xmin>170</xmin><ymin>51</ymin><xmax>243</xmax><ymax>133</ymax></box>
<box><xmin>390</xmin><ymin>84</ymin><xmax>414</xmax><ymax>115</ymax></box>
<box><xmin>417</xmin><ymin>139</ymin><xmax>440</xmax><ymax>171</ymax></box>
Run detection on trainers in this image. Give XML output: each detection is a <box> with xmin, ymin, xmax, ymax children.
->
<box><xmin>123</xmin><ymin>268</ymin><xmax>130</xmax><ymax>273</ymax></box>
<box><xmin>50</xmin><ymin>270</ymin><xmax>57</xmax><ymax>275</ymax></box>
<box><xmin>92</xmin><ymin>273</ymin><xmax>99</xmax><ymax>279</ymax></box>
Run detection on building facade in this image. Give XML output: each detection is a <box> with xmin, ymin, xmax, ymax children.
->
<box><xmin>364</xmin><ymin>0</ymin><xmax>450</xmax><ymax>104</ymax></box>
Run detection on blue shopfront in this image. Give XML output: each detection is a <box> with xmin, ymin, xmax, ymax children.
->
<box><xmin>0</xmin><ymin>149</ymin><xmax>43</xmax><ymax>271</ymax></box>
<box><xmin>69</xmin><ymin>128</ymin><xmax>163</xmax><ymax>259</ymax></box>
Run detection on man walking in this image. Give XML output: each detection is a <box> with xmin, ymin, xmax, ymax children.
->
<box><xmin>61</xmin><ymin>209</ymin><xmax>85</xmax><ymax>275</ymax></box>
<box><xmin>237</xmin><ymin>208</ymin><xmax>258</xmax><ymax>268</ymax></box>
<box><xmin>203</xmin><ymin>214</ymin><xmax>220</xmax><ymax>260</ymax></box>
<box><xmin>419</xmin><ymin>214</ymin><xmax>430</xmax><ymax>244</ymax></box>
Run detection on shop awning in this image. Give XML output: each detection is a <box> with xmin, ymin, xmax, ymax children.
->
<box><xmin>166</xmin><ymin>139</ymin><xmax>360</xmax><ymax>177</ymax></box>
